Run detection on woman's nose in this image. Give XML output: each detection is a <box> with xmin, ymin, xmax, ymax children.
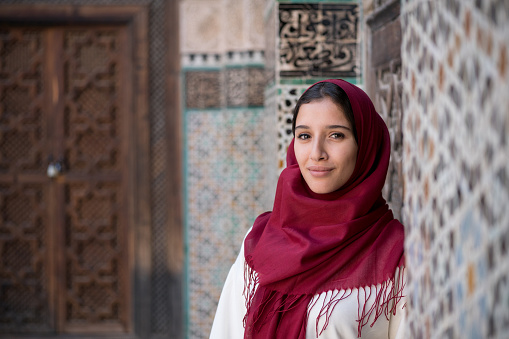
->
<box><xmin>310</xmin><ymin>139</ymin><xmax>328</xmax><ymax>161</ymax></box>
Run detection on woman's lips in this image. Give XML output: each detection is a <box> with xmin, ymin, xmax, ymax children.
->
<box><xmin>307</xmin><ymin>166</ymin><xmax>333</xmax><ymax>177</ymax></box>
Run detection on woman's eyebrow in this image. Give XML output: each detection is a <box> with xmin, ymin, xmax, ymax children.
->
<box><xmin>295</xmin><ymin>124</ymin><xmax>351</xmax><ymax>130</ymax></box>
<box><xmin>327</xmin><ymin>124</ymin><xmax>351</xmax><ymax>130</ymax></box>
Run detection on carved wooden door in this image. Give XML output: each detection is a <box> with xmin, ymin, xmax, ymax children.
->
<box><xmin>0</xmin><ymin>25</ymin><xmax>131</xmax><ymax>335</ymax></box>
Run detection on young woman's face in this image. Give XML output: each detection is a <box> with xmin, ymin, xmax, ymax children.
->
<box><xmin>294</xmin><ymin>97</ymin><xmax>358</xmax><ymax>194</ymax></box>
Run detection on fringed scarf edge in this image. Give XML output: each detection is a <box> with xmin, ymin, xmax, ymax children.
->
<box><xmin>243</xmin><ymin>256</ymin><xmax>406</xmax><ymax>338</ymax></box>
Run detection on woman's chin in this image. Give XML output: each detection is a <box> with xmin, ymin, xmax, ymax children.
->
<box><xmin>307</xmin><ymin>184</ymin><xmax>334</xmax><ymax>195</ymax></box>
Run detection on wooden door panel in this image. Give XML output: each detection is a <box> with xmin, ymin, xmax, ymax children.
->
<box><xmin>0</xmin><ymin>182</ymin><xmax>51</xmax><ymax>333</ymax></box>
<box><xmin>0</xmin><ymin>27</ymin><xmax>52</xmax><ymax>333</ymax></box>
<box><xmin>0</xmin><ymin>28</ymin><xmax>47</xmax><ymax>176</ymax></box>
<box><xmin>62</xmin><ymin>28</ymin><xmax>123</xmax><ymax>175</ymax></box>
<box><xmin>63</xmin><ymin>181</ymin><xmax>126</xmax><ymax>332</ymax></box>
<box><xmin>58</xmin><ymin>26</ymin><xmax>129</xmax><ymax>333</ymax></box>
<box><xmin>0</xmin><ymin>25</ymin><xmax>131</xmax><ymax>335</ymax></box>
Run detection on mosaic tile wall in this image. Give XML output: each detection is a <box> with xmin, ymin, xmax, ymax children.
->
<box><xmin>401</xmin><ymin>0</ymin><xmax>509</xmax><ymax>338</ymax></box>
<box><xmin>184</xmin><ymin>104</ymin><xmax>277</xmax><ymax>339</ymax></box>
<box><xmin>183</xmin><ymin>65</ymin><xmax>278</xmax><ymax>339</ymax></box>
<box><xmin>181</xmin><ymin>2</ymin><xmax>276</xmax><ymax>337</ymax></box>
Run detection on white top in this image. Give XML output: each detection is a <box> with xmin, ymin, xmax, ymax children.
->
<box><xmin>210</xmin><ymin>234</ymin><xmax>406</xmax><ymax>339</ymax></box>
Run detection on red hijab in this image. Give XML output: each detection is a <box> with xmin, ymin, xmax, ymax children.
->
<box><xmin>243</xmin><ymin>79</ymin><xmax>405</xmax><ymax>338</ymax></box>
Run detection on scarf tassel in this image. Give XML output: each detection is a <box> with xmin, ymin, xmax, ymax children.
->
<box><xmin>244</xmin><ymin>258</ymin><xmax>406</xmax><ymax>338</ymax></box>
<box><xmin>244</xmin><ymin>258</ymin><xmax>307</xmax><ymax>332</ymax></box>
<box><xmin>355</xmin><ymin>266</ymin><xmax>406</xmax><ymax>338</ymax></box>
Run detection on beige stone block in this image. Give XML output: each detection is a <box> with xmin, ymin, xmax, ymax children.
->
<box><xmin>180</xmin><ymin>0</ymin><xmax>223</xmax><ymax>53</ymax></box>
<box><xmin>224</xmin><ymin>0</ymin><xmax>243</xmax><ymax>51</ymax></box>
<box><xmin>223</xmin><ymin>0</ymin><xmax>265</xmax><ymax>51</ymax></box>
<box><xmin>245</xmin><ymin>0</ymin><xmax>265</xmax><ymax>50</ymax></box>
<box><xmin>363</xmin><ymin>0</ymin><xmax>374</xmax><ymax>15</ymax></box>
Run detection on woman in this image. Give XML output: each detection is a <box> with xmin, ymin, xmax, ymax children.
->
<box><xmin>210</xmin><ymin>79</ymin><xmax>406</xmax><ymax>339</ymax></box>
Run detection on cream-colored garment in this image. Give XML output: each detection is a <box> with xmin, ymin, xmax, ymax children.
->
<box><xmin>210</xmin><ymin>234</ymin><xmax>406</xmax><ymax>339</ymax></box>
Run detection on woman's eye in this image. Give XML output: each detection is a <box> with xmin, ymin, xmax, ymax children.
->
<box><xmin>297</xmin><ymin>133</ymin><xmax>310</xmax><ymax>140</ymax></box>
<box><xmin>330</xmin><ymin>132</ymin><xmax>345</xmax><ymax>139</ymax></box>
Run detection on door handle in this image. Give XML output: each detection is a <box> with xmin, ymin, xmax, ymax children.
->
<box><xmin>47</xmin><ymin>155</ymin><xmax>65</xmax><ymax>178</ymax></box>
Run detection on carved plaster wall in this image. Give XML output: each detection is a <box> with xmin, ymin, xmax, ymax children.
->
<box><xmin>364</xmin><ymin>0</ymin><xmax>404</xmax><ymax>220</ymax></box>
<box><xmin>279</xmin><ymin>3</ymin><xmax>360</xmax><ymax>78</ymax></box>
<box><xmin>274</xmin><ymin>1</ymin><xmax>362</xmax><ymax>172</ymax></box>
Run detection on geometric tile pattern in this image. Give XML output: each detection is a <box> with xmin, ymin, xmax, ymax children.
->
<box><xmin>184</xmin><ymin>108</ymin><xmax>277</xmax><ymax>339</ymax></box>
<box><xmin>185</xmin><ymin>71</ymin><xmax>222</xmax><ymax>109</ymax></box>
<box><xmin>183</xmin><ymin>47</ymin><xmax>276</xmax><ymax>338</ymax></box>
<box><xmin>401</xmin><ymin>1</ymin><xmax>509</xmax><ymax>338</ymax></box>
<box><xmin>225</xmin><ymin>67</ymin><xmax>266</xmax><ymax>107</ymax></box>
<box><xmin>185</xmin><ymin>66</ymin><xmax>266</xmax><ymax>109</ymax></box>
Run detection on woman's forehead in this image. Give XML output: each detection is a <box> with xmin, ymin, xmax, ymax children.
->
<box><xmin>297</xmin><ymin>99</ymin><xmax>348</xmax><ymax>122</ymax></box>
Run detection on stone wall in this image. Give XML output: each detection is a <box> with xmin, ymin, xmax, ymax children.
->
<box><xmin>401</xmin><ymin>0</ymin><xmax>509</xmax><ymax>337</ymax></box>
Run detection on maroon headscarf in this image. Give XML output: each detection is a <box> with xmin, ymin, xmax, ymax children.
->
<box><xmin>243</xmin><ymin>79</ymin><xmax>405</xmax><ymax>338</ymax></box>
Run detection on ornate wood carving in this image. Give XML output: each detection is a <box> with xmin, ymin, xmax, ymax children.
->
<box><xmin>0</xmin><ymin>28</ymin><xmax>46</xmax><ymax>174</ymax></box>
<box><xmin>60</xmin><ymin>27</ymin><xmax>128</xmax><ymax>332</ymax></box>
<box><xmin>0</xmin><ymin>27</ymin><xmax>51</xmax><ymax>333</ymax></box>
<box><xmin>63</xmin><ymin>29</ymin><xmax>122</xmax><ymax>174</ymax></box>
<box><xmin>0</xmin><ymin>183</ymin><xmax>50</xmax><ymax>332</ymax></box>
<box><xmin>64</xmin><ymin>182</ymin><xmax>125</xmax><ymax>327</ymax></box>
<box><xmin>0</xmin><ymin>4</ymin><xmax>150</xmax><ymax>334</ymax></box>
